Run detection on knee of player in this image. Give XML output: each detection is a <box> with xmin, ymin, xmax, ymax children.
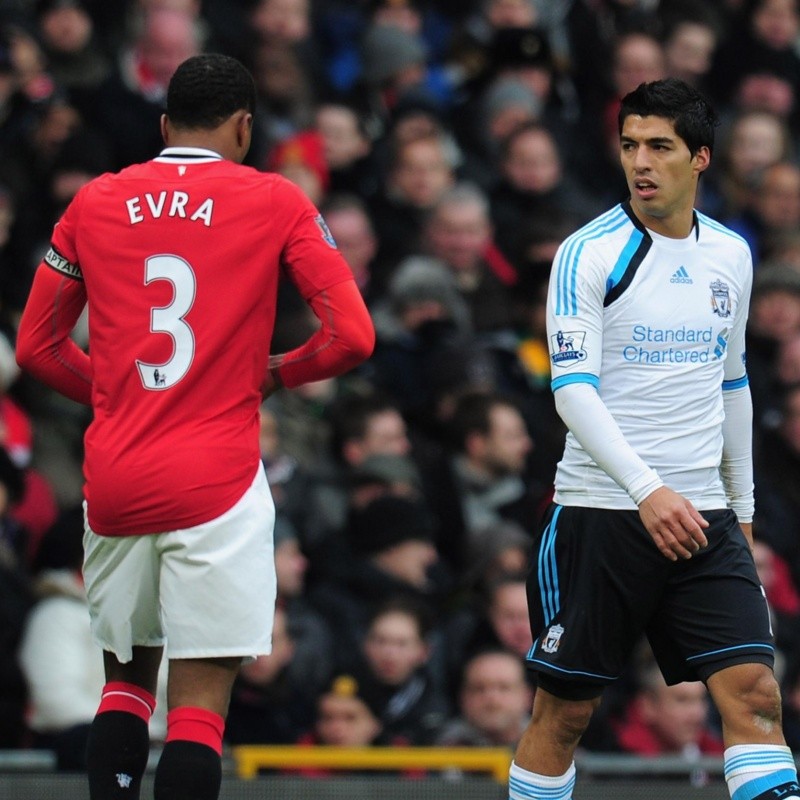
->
<box><xmin>717</xmin><ymin>666</ymin><xmax>783</xmax><ymax>728</ymax></box>
<box><xmin>544</xmin><ymin>698</ymin><xmax>599</xmax><ymax>745</ymax></box>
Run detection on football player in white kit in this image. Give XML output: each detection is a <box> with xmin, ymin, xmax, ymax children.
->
<box><xmin>509</xmin><ymin>78</ymin><xmax>800</xmax><ymax>800</ymax></box>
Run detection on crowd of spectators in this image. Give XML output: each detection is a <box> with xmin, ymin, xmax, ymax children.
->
<box><xmin>2</xmin><ymin>0</ymin><xmax>800</xmax><ymax>778</ymax></box>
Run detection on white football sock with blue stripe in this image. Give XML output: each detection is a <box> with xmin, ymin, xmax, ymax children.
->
<box><xmin>509</xmin><ymin>760</ymin><xmax>576</xmax><ymax>800</ymax></box>
<box><xmin>724</xmin><ymin>744</ymin><xmax>799</xmax><ymax>799</ymax></box>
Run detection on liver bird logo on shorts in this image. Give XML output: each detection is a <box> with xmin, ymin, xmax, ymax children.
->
<box><xmin>541</xmin><ymin>624</ymin><xmax>565</xmax><ymax>654</ymax></box>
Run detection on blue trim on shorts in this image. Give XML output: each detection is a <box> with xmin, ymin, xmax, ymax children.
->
<box><xmin>538</xmin><ymin>505</ymin><xmax>562</xmax><ymax>625</ymax></box>
<box><xmin>686</xmin><ymin>642</ymin><xmax>774</xmax><ymax>661</ymax></box>
<box><xmin>526</xmin><ymin>658</ymin><xmax>617</xmax><ymax>682</ymax></box>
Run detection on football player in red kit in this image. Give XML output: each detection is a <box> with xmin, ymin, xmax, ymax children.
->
<box><xmin>16</xmin><ymin>54</ymin><xmax>374</xmax><ymax>800</ymax></box>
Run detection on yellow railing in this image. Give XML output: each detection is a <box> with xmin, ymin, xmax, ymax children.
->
<box><xmin>231</xmin><ymin>745</ymin><xmax>513</xmax><ymax>783</ymax></box>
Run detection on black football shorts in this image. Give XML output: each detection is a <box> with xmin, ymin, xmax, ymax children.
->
<box><xmin>525</xmin><ymin>503</ymin><xmax>774</xmax><ymax>690</ymax></box>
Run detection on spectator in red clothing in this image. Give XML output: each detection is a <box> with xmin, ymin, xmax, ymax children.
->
<box><xmin>610</xmin><ymin>650</ymin><xmax>724</xmax><ymax>758</ymax></box>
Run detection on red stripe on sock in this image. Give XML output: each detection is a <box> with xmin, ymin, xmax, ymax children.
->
<box><xmin>97</xmin><ymin>681</ymin><xmax>156</xmax><ymax>723</ymax></box>
<box><xmin>165</xmin><ymin>707</ymin><xmax>225</xmax><ymax>755</ymax></box>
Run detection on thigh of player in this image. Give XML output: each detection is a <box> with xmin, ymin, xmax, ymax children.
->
<box><xmin>84</xmin><ymin>465</ymin><xmax>277</xmax><ymax>664</ymax></box>
<box><xmin>648</xmin><ymin>509</ymin><xmax>774</xmax><ymax>685</ymax></box>
<box><xmin>526</xmin><ymin>504</ymin><xmax>673</xmax><ymax>687</ymax></box>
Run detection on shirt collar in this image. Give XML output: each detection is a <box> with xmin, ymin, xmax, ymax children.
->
<box><xmin>155</xmin><ymin>147</ymin><xmax>224</xmax><ymax>163</ymax></box>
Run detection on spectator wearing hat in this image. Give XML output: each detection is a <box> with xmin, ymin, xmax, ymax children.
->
<box><xmin>265</xmin><ymin>129</ymin><xmax>330</xmax><ymax>204</ymax></box>
<box><xmin>299</xmin><ymin>673</ymin><xmax>384</xmax><ymax>750</ymax></box>
<box><xmin>308</xmin><ymin>493</ymin><xmax>452</xmax><ymax>674</ymax></box>
<box><xmin>367</xmin><ymin>255</ymin><xmax>507</xmax><ymax>434</ymax></box>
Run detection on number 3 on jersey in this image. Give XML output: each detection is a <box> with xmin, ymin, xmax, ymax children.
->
<box><xmin>136</xmin><ymin>254</ymin><xmax>196</xmax><ymax>390</ymax></box>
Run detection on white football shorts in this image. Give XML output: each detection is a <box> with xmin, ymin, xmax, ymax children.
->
<box><xmin>83</xmin><ymin>464</ymin><xmax>276</xmax><ymax>663</ymax></box>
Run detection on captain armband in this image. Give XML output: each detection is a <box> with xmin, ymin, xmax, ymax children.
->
<box><xmin>44</xmin><ymin>246</ymin><xmax>83</xmax><ymax>281</ymax></box>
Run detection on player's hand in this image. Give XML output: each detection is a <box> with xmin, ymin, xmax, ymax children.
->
<box><xmin>638</xmin><ymin>486</ymin><xmax>709</xmax><ymax>561</ymax></box>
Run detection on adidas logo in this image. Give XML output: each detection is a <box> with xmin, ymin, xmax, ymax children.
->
<box><xmin>670</xmin><ymin>266</ymin><xmax>693</xmax><ymax>284</ymax></box>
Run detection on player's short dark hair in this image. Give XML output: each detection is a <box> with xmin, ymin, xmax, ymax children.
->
<box><xmin>618</xmin><ymin>77</ymin><xmax>719</xmax><ymax>157</ymax></box>
<box><xmin>166</xmin><ymin>54</ymin><xmax>256</xmax><ymax>130</ymax></box>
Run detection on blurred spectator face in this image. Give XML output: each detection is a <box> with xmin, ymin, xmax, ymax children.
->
<box><xmin>39</xmin><ymin>3</ymin><xmax>93</xmax><ymax>54</ymax></box>
<box><xmin>238</xmin><ymin>607</ymin><xmax>295</xmax><ymax>685</ymax></box>
<box><xmin>389</xmin><ymin>135</ymin><xmax>455</xmax><ymax>209</ymax></box>
<box><xmin>460</xmin><ymin>652</ymin><xmax>532</xmax><ymax>742</ymax></box>
<box><xmin>392</xmin><ymin>110</ymin><xmax>442</xmax><ymax>147</ymax></box>
<box><xmin>503</xmin><ymin>126</ymin><xmax>561</xmax><ymax>193</ymax></box>
<box><xmin>275</xmin><ymin>536</ymin><xmax>308</xmax><ymax>597</ymax></box>
<box><xmin>364</xmin><ymin>609</ymin><xmax>429</xmax><ymax>686</ymax></box>
<box><xmin>781</xmin><ymin>386</ymin><xmax>800</xmax><ymax>452</ymax></box>
<box><xmin>316</xmin><ymin>687</ymin><xmax>381</xmax><ymax>745</ymax></box>
<box><xmin>751</xmin><ymin>0</ymin><xmax>799</xmax><ymax>50</ymax></box>
<box><xmin>663</xmin><ymin>21</ymin><xmax>716</xmax><ymax>85</ymax></box>
<box><xmin>472</xmin><ymin>404</ymin><xmax>533</xmax><ymax>476</ymax></box>
<box><xmin>399</xmin><ymin>299</ymin><xmax>450</xmax><ymax>331</ymax></box>
<box><xmin>488</xmin><ymin>581</ymin><xmax>533</xmax><ymax>657</ymax></box>
<box><xmin>32</xmin><ymin>100</ymin><xmax>81</xmax><ymax>159</ymax></box>
<box><xmin>736</xmin><ymin>73</ymin><xmax>795</xmax><ymax>118</ymax></box>
<box><xmin>316</xmin><ymin>105</ymin><xmax>370</xmax><ymax>170</ymax></box>
<box><xmin>253</xmin><ymin>41</ymin><xmax>309</xmax><ymax>106</ymax></box>
<box><xmin>250</xmin><ymin>0</ymin><xmax>310</xmax><ymax>44</ymax></box>
<box><xmin>750</xmin><ymin>288</ymin><xmax>800</xmax><ymax>342</ymax></box>
<box><xmin>777</xmin><ymin>333</ymin><xmax>800</xmax><ymax>384</ymax></box>
<box><xmin>753</xmin><ymin>162</ymin><xmax>800</xmax><ymax>230</ymax></box>
<box><xmin>373</xmin><ymin>538</ymin><xmax>438</xmax><ymax>588</ymax></box>
<box><xmin>727</xmin><ymin>111</ymin><xmax>788</xmax><ymax>180</ymax></box>
<box><xmin>0</xmin><ymin>191</ymin><xmax>14</xmax><ymax>249</ymax></box>
<box><xmin>613</xmin><ymin>33</ymin><xmax>666</xmax><ymax>97</ymax></box>
<box><xmin>138</xmin><ymin>10</ymin><xmax>200</xmax><ymax>90</ymax></box>
<box><xmin>372</xmin><ymin>0</ymin><xmax>422</xmax><ymax>34</ymax></box>
<box><xmin>343</xmin><ymin>409</ymin><xmax>411</xmax><ymax>465</ymax></box>
<box><xmin>323</xmin><ymin>206</ymin><xmax>377</xmax><ymax>286</ymax></box>
<box><xmin>278</xmin><ymin>162</ymin><xmax>325</xmax><ymax>204</ymax></box>
<box><xmin>752</xmin><ymin>539</ymin><xmax>777</xmax><ymax>591</ymax></box>
<box><xmin>640</xmin><ymin>679</ymin><xmax>712</xmax><ymax>751</ymax></box>
<box><xmin>485</xmin><ymin>0</ymin><xmax>537</xmax><ymax>28</ymax></box>
<box><xmin>426</xmin><ymin>198</ymin><xmax>492</xmax><ymax>273</ymax></box>
<box><xmin>137</xmin><ymin>0</ymin><xmax>201</xmax><ymax>12</ymax></box>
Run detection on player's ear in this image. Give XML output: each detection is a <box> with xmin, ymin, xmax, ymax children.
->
<box><xmin>160</xmin><ymin>114</ymin><xmax>170</xmax><ymax>145</ymax></box>
<box><xmin>693</xmin><ymin>145</ymin><xmax>711</xmax><ymax>176</ymax></box>
<box><xmin>236</xmin><ymin>112</ymin><xmax>253</xmax><ymax>148</ymax></box>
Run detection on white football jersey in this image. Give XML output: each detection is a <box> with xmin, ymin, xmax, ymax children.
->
<box><xmin>547</xmin><ymin>202</ymin><xmax>752</xmax><ymax>510</ymax></box>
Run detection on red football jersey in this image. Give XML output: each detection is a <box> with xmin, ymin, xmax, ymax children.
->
<box><xmin>44</xmin><ymin>148</ymin><xmax>354</xmax><ymax>535</ymax></box>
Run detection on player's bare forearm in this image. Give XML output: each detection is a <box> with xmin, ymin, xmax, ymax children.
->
<box><xmin>638</xmin><ymin>486</ymin><xmax>709</xmax><ymax>562</ymax></box>
<box><xmin>739</xmin><ymin>521</ymin><xmax>753</xmax><ymax>550</ymax></box>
